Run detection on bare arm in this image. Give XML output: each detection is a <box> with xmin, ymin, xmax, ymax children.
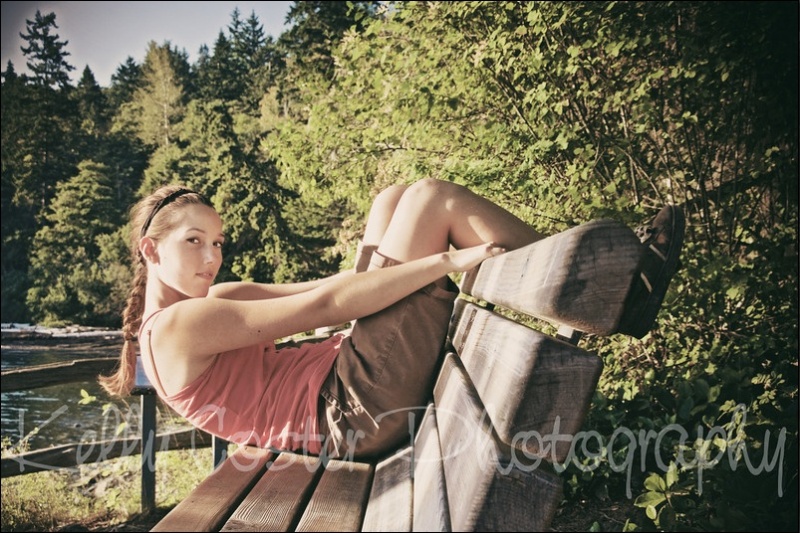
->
<box><xmin>208</xmin><ymin>270</ymin><xmax>354</xmax><ymax>300</ymax></box>
<box><xmin>161</xmin><ymin>243</ymin><xmax>504</xmax><ymax>359</ymax></box>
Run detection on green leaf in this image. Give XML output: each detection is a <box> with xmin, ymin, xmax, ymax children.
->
<box><xmin>635</xmin><ymin>490</ymin><xmax>667</xmax><ymax>508</ymax></box>
<box><xmin>665</xmin><ymin>463</ymin><xmax>679</xmax><ymax>488</ymax></box>
<box><xmin>646</xmin><ymin>505</ymin><xmax>658</xmax><ymax>520</ymax></box>
<box><xmin>78</xmin><ymin>388</ymin><xmax>96</xmax><ymax>405</ymax></box>
<box><xmin>643</xmin><ymin>473</ymin><xmax>666</xmax><ymax>492</ymax></box>
<box><xmin>622</xmin><ymin>519</ymin><xmax>638</xmax><ymax>532</ymax></box>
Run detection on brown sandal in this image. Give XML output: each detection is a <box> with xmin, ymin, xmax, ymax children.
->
<box><xmin>617</xmin><ymin>205</ymin><xmax>686</xmax><ymax>338</ymax></box>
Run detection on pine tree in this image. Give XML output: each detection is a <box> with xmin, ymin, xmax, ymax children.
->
<box><xmin>19</xmin><ymin>10</ymin><xmax>75</xmax><ymax>88</ymax></box>
<box><xmin>73</xmin><ymin>66</ymin><xmax>109</xmax><ymax>137</ymax></box>
<box><xmin>113</xmin><ymin>42</ymin><xmax>187</xmax><ymax>148</ymax></box>
<box><xmin>195</xmin><ymin>31</ymin><xmax>239</xmax><ymax>101</ymax></box>
<box><xmin>106</xmin><ymin>56</ymin><xmax>142</xmax><ymax>110</ymax></box>
<box><xmin>26</xmin><ymin>161</ymin><xmax>123</xmax><ymax>325</ymax></box>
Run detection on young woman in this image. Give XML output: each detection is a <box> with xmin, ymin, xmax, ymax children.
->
<box><xmin>99</xmin><ymin>178</ymin><xmax>681</xmax><ymax>460</ymax></box>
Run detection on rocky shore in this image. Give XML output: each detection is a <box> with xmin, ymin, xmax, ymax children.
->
<box><xmin>2</xmin><ymin>324</ymin><xmax>123</xmax><ymax>351</ymax></box>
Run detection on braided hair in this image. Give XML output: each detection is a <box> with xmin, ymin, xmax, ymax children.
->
<box><xmin>99</xmin><ymin>186</ymin><xmax>212</xmax><ymax>397</ymax></box>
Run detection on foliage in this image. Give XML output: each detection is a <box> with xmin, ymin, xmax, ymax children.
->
<box><xmin>112</xmin><ymin>41</ymin><xmax>189</xmax><ymax>148</ymax></box>
<box><xmin>18</xmin><ymin>9</ymin><xmax>75</xmax><ymax>88</ymax></box>
<box><xmin>1</xmin><ymin>2</ymin><xmax>796</xmax><ymax>530</ymax></box>
<box><xmin>1</xmin><ymin>448</ymin><xmax>212</xmax><ymax>532</ymax></box>
<box><xmin>26</xmin><ymin>161</ymin><xmax>127</xmax><ymax>326</ymax></box>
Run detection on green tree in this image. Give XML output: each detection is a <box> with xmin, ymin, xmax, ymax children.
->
<box><xmin>265</xmin><ymin>4</ymin><xmax>797</xmax><ymax>528</ymax></box>
<box><xmin>112</xmin><ymin>41</ymin><xmax>189</xmax><ymax>148</ymax></box>
<box><xmin>19</xmin><ymin>10</ymin><xmax>75</xmax><ymax>88</ymax></box>
<box><xmin>2</xmin><ymin>12</ymin><xmax>83</xmax><ymax>321</ymax></box>
<box><xmin>279</xmin><ymin>1</ymin><xmax>380</xmax><ymax>79</ymax></box>
<box><xmin>1</xmin><ymin>63</ymin><xmax>34</xmax><ymax>322</ymax></box>
<box><xmin>73</xmin><ymin>66</ymin><xmax>109</xmax><ymax>138</ymax></box>
<box><xmin>26</xmin><ymin>161</ymin><xmax>124</xmax><ymax>326</ymax></box>
<box><xmin>106</xmin><ymin>56</ymin><xmax>142</xmax><ymax>109</ymax></box>
<box><xmin>194</xmin><ymin>32</ymin><xmax>239</xmax><ymax>102</ymax></box>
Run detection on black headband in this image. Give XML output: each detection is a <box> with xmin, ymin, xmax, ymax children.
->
<box><xmin>140</xmin><ymin>188</ymin><xmax>193</xmax><ymax>237</ymax></box>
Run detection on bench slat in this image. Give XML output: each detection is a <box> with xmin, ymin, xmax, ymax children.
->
<box><xmin>461</xmin><ymin>219</ymin><xmax>642</xmax><ymax>335</ymax></box>
<box><xmin>295</xmin><ymin>459</ymin><xmax>374</xmax><ymax>532</ymax></box>
<box><xmin>434</xmin><ymin>353</ymin><xmax>562</xmax><ymax>532</ymax></box>
<box><xmin>151</xmin><ymin>446</ymin><xmax>273</xmax><ymax>532</ymax></box>
<box><xmin>450</xmin><ymin>300</ymin><xmax>603</xmax><ymax>463</ymax></box>
<box><xmin>412</xmin><ymin>404</ymin><xmax>450</xmax><ymax>532</ymax></box>
<box><xmin>220</xmin><ymin>453</ymin><xmax>323</xmax><ymax>532</ymax></box>
<box><xmin>362</xmin><ymin>446</ymin><xmax>413</xmax><ymax>532</ymax></box>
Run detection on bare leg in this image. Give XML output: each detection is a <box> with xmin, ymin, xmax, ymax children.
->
<box><xmin>362</xmin><ymin>184</ymin><xmax>409</xmax><ymax>247</ymax></box>
<box><xmin>377</xmin><ymin>179</ymin><xmax>544</xmax><ymax>263</ymax></box>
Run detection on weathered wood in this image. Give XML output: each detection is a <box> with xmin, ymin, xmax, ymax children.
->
<box><xmin>221</xmin><ymin>453</ymin><xmax>323</xmax><ymax>532</ymax></box>
<box><xmin>151</xmin><ymin>446</ymin><xmax>274</xmax><ymax>532</ymax></box>
<box><xmin>450</xmin><ymin>300</ymin><xmax>603</xmax><ymax>463</ymax></box>
<box><xmin>1</xmin><ymin>428</ymin><xmax>213</xmax><ymax>477</ymax></box>
<box><xmin>362</xmin><ymin>446</ymin><xmax>413</xmax><ymax>532</ymax></box>
<box><xmin>434</xmin><ymin>353</ymin><xmax>563</xmax><ymax>532</ymax></box>
<box><xmin>145</xmin><ymin>218</ymin><xmax>633</xmax><ymax>532</ymax></box>
<box><xmin>295</xmin><ymin>459</ymin><xmax>374</xmax><ymax>532</ymax></box>
<box><xmin>461</xmin><ymin>218</ymin><xmax>642</xmax><ymax>335</ymax></box>
<box><xmin>1</xmin><ymin>357</ymin><xmax>118</xmax><ymax>391</ymax></box>
<box><xmin>412</xmin><ymin>404</ymin><xmax>450</xmax><ymax>532</ymax></box>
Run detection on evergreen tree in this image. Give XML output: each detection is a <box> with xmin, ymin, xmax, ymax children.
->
<box><xmin>194</xmin><ymin>31</ymin><xmax>239</xmax><ymax>102</ymax></box>
<box><xmin>73</xmin><ymin>66</ymin><xmax>109</xmax><ymax>137</ymax></box>
<box><xmin>106</xmin><ymin>56</ymin><xmax>142</xmax><ymax>110</ymax></box>
<box><xmin>74</xmin><ymin>65</ymin><xmax>147</xmax><ymax>207</ymax></box>
<box><xmin>112</xmin><ymin>41</ymin><xmax>188</xmax><ymax>148</ymax></box>
<box><xmin>2</xmin><ymin>12</ymin><xmax>84</xmax><ymax>323</ymax></box>
<box><xmin>279</xmin><ymin>1</ymin><xmax>380</xmax><ymax>78</ymax></box>
<box><xmin>231</xmin><ymin>10</ymin><xmax>267</xmax><ymax>73</ymax></box>
<box><xmin>1</xmin><ymin>61</ymin><xmax>33</xmax><ymax>322</ymax></box>
<box><xmin>26</xmin><ymin>161</ymin><xmax>123</xmax><ymax>326</ymax></box>
<box><xmin>19</xmin><ymin>10</ymin><xmax>75</xmax><ymax>88</ymax></box>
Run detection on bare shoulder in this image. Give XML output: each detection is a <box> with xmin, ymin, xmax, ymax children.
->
<box><xmin>142</xmin><ymin>303</ymin><xmax>218</xmax><ymax>394</ymax></box>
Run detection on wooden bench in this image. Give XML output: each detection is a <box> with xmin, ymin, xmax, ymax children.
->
<box><xmin>139</xmin><ymin>218</ymin><xmax>644</xmax><ymax>531</ymax></box>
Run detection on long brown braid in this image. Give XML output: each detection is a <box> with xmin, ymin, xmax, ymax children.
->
<box><xmin>98</xmin><ymin>185</ymin><xmax>213</xmax><ymax>397</ymax></box>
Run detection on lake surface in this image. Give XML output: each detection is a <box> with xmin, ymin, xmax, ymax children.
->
<box><xmin>1</xmin><ymin>333</ymin><xmax>183</xmax><ymax>452</ymax></box>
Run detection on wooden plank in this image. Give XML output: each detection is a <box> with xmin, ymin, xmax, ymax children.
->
<box><xmin>295</xmin><ymin>459</ymin><xmax>374</xmax><ymax>532</ymax></box>
<box><xmin>434</xmin><ymin>353</ymin><xmax>563</xmax><ymax>532</ymax></box>
<box><xmin>152</xmin><ymin>446</ymin><xmax>273</xmax><ymax>532</ymax></box>
<box><xmin>450</xmin><ymin>301</ymin><xmax>603</xmax><ymax>463</ymax></box>
<box><xmin>412</xmin><ymin>403</ymin><xmax>450</xmax><ymax>532</ymax></box>
<box><xmin>460</xmin><ymin>218</ymin><xmax>642</xmax><ymax>335</ymax></box>
<box><xmin>362</xmin><ymin>446</ymin><xmax>413</xmax><ymax>532</ymax></box>
<box><xmin>1</xmin><ymin>428</ymin><xmax>214</xmax><ymax>477</ymax></box>
<box><xmin>220</xmin><ymin>452</ymin><xmax>323</xmax><ymax>532</ymax></box>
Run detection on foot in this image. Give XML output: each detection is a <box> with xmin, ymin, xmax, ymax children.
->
<box><xmin>617</xmin><ymin>205</ymin><xmax>686</xmax><ymax>338</ymax></box>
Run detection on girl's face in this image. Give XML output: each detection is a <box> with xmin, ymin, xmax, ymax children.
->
<box><xmin>151</xmin><ymin>204</ymin><xmax>224</xmax><ymax>299</ymax></box>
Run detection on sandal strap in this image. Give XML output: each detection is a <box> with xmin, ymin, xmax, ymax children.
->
<box><xmin>640</xmin><ymin>272</ymin><xmax>653</xmax><ymax>293</ymax></box>
<box><xmin>649</xmin><ymin>243</ymin><xmax>667</xmax><ymax>262</ymax></box>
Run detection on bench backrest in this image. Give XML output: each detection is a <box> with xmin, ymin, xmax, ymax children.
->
<box><xmin>363</xmin><ymin>218</ymin><xmax>642</xmax><ymax>531</ymax></box>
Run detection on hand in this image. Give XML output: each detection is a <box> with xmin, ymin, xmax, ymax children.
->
<box><xmin>445</xmin><ymin>242</ymin><xmax>506</xmax><ymax>272</ymax></box>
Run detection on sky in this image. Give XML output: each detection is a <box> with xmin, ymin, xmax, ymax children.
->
<box><xmin>1</xmin><ymin>1</ymin><xmax>294</xmax><ymax>87</ymax></box>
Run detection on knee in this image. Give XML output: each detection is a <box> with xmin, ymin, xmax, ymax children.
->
<box><xmin>404</xmin><ymin>178</ymin><xmax>461</xmax><ymax>206</ymax></box>
<box><xmin>371</xmin><ymin>184</ymin><xmax>408</xmax><ymax>215</ymax></box>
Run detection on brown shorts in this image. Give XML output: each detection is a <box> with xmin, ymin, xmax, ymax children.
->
<box><xmin>317</xmin><ymin>250</ymin><xmax>458</xmax><ymax>460</ymax></box>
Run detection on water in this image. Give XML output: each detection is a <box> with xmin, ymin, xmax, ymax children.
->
<box><xmin>1</xmin><ymin>335</ymin><xmax>161</xmax><ymax>452</ymax></box>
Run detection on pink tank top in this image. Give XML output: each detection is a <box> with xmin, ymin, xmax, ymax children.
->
<box><xmin>139</xmin><ymin>310</ymin><xmax>341</xmax><ymax>454</ymax></box>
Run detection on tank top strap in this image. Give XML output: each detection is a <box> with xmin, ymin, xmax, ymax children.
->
<box><xmin>138</xmin><ymin>309</ymin><xmax>164</xmax><ymax>340</ymax></box>
<box><xmin>138</xmin><ymin>309</ymin><xmax>168</xmax><ymax>397</ymax></box>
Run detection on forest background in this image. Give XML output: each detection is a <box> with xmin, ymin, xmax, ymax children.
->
<box><xmin>1</xmin><ymin>1</ymin><xmax>797</xmax><ymax>531</ymax></box>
